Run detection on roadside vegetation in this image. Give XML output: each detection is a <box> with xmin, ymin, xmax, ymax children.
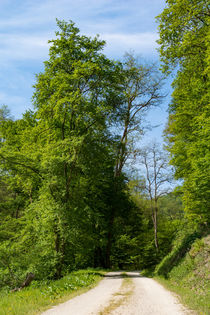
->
<box><xmin>0</xmin><ymin>269</ymin><xmax>104</xmax><ymax>315</ymax></box>
<box><xmin>151</xmin><ymin>1</ymin><xmax>210</xmax><ymax>313</ymax></box>
<box><xmin>154</xmin><ymin>234</ymin><xmax>210</xmax><ymax>314</ymax></box>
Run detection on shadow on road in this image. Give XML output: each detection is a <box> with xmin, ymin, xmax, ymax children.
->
<box><xmin>103</xmin><ymin>271</ymin><xmax>142</xmax><ymax>280</ymax></box>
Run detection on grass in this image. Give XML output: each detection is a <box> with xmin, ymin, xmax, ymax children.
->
<box><xmin>140</xmin><ymin>269</ymin><xmax>154</xmax><ymax>277</ymax></box>
<box><xmin>153</xmin><ymin>235</ymin><xmax>210</xmax><ymax>315</ymax></box>
<box><xmin>99</xmin><ymin>272</ymin><xmax>134</xmax><ymax>315</ymax></box>
<box><xmin>154</xmin><ymin>276</ymin><xmax>209</xmax><ymax>315</ymax></box>
<box><xmin>0</xmin><ymin>269</ymin><xmax>105</xmax><ymax>315</ymax></box>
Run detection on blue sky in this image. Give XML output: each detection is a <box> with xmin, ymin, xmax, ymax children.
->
<box><xmin>0</xmin><ymin>0</ymin><xmax>171</xmax><ymax>141</ymax></box>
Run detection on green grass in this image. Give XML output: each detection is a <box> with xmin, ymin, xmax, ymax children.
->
<box><xmin>0</xmin><ymin>269</ymin><xmax>105</xmax><ymax>315</ymax></box>
<box><xmin>155</xmin><ymin>275</ymin><xmax>209</xmax><ymax>315</ymax></box>
<box><xmin>154</xmin><ymin>235</ymin><xmax>210</xmax><ymax>315</ymax></box>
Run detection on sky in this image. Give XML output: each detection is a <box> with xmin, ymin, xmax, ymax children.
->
<box><xmin>0</xmin><ymin>0</ymin><xmax>172</xmax><ymax>142</ymax></box>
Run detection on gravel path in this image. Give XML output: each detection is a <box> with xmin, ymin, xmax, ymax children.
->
<box><xmin>41</xmin><ymin>272</ymin><xmax>123</xmax><ymax>315</ymax></box>
<box><xmin>41</xmin><ymin>271</ymin><xmax>194</xmax><ymax>315</ymax></box>
<box><xmin>107</xmin><ymin>272</ymin><xmax>194</xmax><ymax>315</ymax></box>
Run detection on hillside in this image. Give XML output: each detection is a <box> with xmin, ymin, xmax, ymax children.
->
<box><xmin>155</xmin><ymin>233</ymin><xmax>210</xmax><ymax>314</ymax></box>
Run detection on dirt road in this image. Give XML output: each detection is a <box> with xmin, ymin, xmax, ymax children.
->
<box><xmin>42</xmin><ymin>271</ymin><xmax>194</xmax><ymax>315</ymax></box>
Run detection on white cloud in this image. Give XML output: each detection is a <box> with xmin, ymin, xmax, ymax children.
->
<box><xmin>0</xmin><ymin>31</ymin><xmax>158</xmax><ymax>64</ymax></box>
<box><xmin>0</xmin><ymin>0</ymin><xmax>165</xmax><ymax>118</ymax></box>
<box><xmin>0</xmin><ymin>0</ymin><xmax>164</xmax><ymax>63</ymax></box>
<box><xmin>101</xmin><ymin>32</ymin><xmax>159</xmax><ymax>57</ymax></box>
<box><xmin>0</xmin><ymin>33</ymin><xmax>49</xmax><ymax>61</ymax></box>
<box><xmin>0</xmin><ymin>91</ymin><xmax>31</xmax><ymax>118</ymax></box>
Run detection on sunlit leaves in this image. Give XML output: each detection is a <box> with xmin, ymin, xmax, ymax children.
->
<box><xmin>158</xmin><ymin>0</ymin><xmax>210</xmax><ymax>226</ymax></box>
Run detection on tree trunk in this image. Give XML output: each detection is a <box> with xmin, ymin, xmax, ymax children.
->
<box><xmin>12</xmin><ymin>273</ymin><xmax>35</xmax><ymax>292</ymax></box>
<box><xmin>54</xmin><ymin>224</ymin><xmax>65</xmax><ymax>279</ymax></box>
<box><xmin>105</xmin><ymin>212</ymin><xmax>115</xmax><ymax>268</ymax></box>
<box><xmin>94</xmin><ymin>246</ymin><xmax>104</xmax><ymax>268</ymax></box>
<box><xmin>105</xmin><ymin>112</ymin><xmax>130</xmax><ymax>268</ymax></box>
<box><xmin>153</xmin><ymin>205</ymin><xmax>159</xmax><ymax>251</ymax></box>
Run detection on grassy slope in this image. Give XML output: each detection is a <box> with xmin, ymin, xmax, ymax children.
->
<box><xmin>0</xmin><ymin>269</ymin><xmax>104</xmax><ymax>315</ymax></box>
<box><xmin>154</xmin><ymin>234</ymin><xmax>210</xmax><ymax>315</ymax></box>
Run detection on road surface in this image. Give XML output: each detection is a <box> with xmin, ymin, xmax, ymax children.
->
<box><xmin>41</xmin><ymin>271</ymin><xmax>194</xmax><ymax>315</ymax></box>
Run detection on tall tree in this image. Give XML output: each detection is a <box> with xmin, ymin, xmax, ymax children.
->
<box><xmin>157</xmin><ymin>0</ymin><xmax>210</xmax><ymax>227</ymax></box>
<box><xmin>138</xmin><ymin>143</ymin><xmax>173</xmax><ymax>250</ymax></box>
<box><xmin>33</xmin><ymin>20</ymin><xmax>126</xmax><ymax>276</ymax></box>
<box><xmin>105</xmin><ymin>53</ymin><xmax>164</xmax><ymax>267</ymax></box>
<box><xmin>115</xmin><ymin>53</ymin><xmax>164</xmax><ymax>177</ymax></box>
<box><xmin>0</xmin><ymin>20</ymin><xmax>124</xmax><ymax>281</ymax></box>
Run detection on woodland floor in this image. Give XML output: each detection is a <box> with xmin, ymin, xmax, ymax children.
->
<box><xmin>41</xmin><ymin>271</ymin><xmax>196</xmax><ymax>315</ymax></box>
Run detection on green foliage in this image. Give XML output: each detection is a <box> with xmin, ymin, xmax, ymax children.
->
<box><xmin>0</xmin><ymin>105</ymin><xmax>12</xmax><ymax>122</ymax></box>
<box><xmin>0</xmin><ymin>269</ymin><xmax>103</xmax><ymax>315</ymax></box>
<box><xmin>155</xmin><ymin>235</ymin><xmax>210</xmax><ymax>314</ymax></box>
<box><xmin>110</xmin><ymin>195</ymin><xmax>144</xmax><ymax>269</ymax></box>
<box><xmin>0</xmin><ymin>17</ymin><xmax>183</xmax><ymax>287</ymax></box>
<box><xmin>157</xmin><ymin>0</ymin><xmax>209</xmax><ymax>73</ymax></box>
<box><xmin>157</xmin><ymin>0</ymin><xmax>210</xmax><ymax>226</ymax></box>
<box><xmin>127</xmin><ymin>183</ymin><xmax>184</xmax><ymax>269</ymax></box>
<box><xmin>0</xmin><ymin>21</ymin><xmax>140</xmax><ymax>284</ymax></box>
<box><xmin>155</xmin><ymin>227</ymin><xmax>201</xmax><ymax>277</ymax></box>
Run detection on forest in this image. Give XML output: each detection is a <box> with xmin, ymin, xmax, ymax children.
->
<box><xmin>0</xmin><ymin>0</ymin><xmax>209</xmax><ymax>298</ymax></box>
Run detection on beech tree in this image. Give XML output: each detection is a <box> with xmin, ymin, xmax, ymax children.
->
<box><xmin>0</xmin><ymin>20</ymin><xmax>125</xmax><ymax>280</ymax></box>
<box><xmin>157</xmin><ymin>0</ymin><xmax>210</xmax><ymax>226</ymax></box>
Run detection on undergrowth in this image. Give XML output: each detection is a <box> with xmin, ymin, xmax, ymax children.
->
<box><xmin>154</xmin><ymin>234</ymin><xmax>210</xmax><ymax>315</ymax></box>
<box><xmin>0</xmin><ymin>269</ymin><xmax>104</xmax><ymax>315</ymax></box>
<box><xmin>155</xmin><ymin>229</ymin><xmax>201</xmax><ymax>277</ymax></box>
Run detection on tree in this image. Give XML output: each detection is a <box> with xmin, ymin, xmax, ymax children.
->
<box><xmin>0</xmin><ymin>20</ymin><xmax>125</xmax><ymax>281</ymax></box>
<box><xmin>104</xmin><ymin>54</ymin><xmax>165</xmax><ymax>267</ymax></box>
<box><xmin>115</xmin><ymin>53</ymin><xmax>164</xmax><ymax>177</ymax></box>
<box><xmin>0</xmin><ymin>105</ymin><xmax>12</xmax><ymax>122</ymax></box>
<box><xmin>31</xmin><ymin>20</ymin><xmax>126</xmax><ymax>274</ymax></box>
<box><xmin>138</xmin><ymin>143</ymin><xmax>173</xmax><ymax>250</ymax></box>
<box><xmin>157</xmin><ymin>0</ymin><xmax>210</xmax><ymax>227</ymax></box>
